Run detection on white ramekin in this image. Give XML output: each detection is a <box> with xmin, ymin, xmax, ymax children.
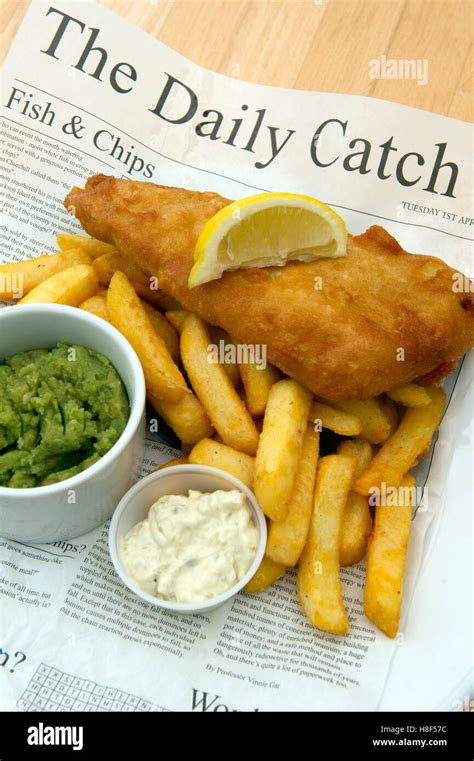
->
<box><xmin>109</xmin><ymin>464</ymin><xmax>267</xmax><ymax>615</ymax></box>
<box><xmin>0</xmin><ymin>304</ymin><xmax>146</xmax><ymax>543</ymax></box>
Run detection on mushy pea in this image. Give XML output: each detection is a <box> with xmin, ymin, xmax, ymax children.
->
<box><xmin>0</xmin><ymin>343</ymin><xmax>129</xmax><ymax>488</ymax></box>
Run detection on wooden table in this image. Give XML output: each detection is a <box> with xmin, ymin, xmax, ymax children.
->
<box><xmin>1</xmin><ymin>0</ymin><xmax>472</xmax><ymax>121</ymax></box>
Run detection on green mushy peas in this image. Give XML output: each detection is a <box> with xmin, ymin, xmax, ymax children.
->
<box><xmin>0</xmin><ymin>343</ymin><xmax>129</xmax><ymax>488</ymax></box>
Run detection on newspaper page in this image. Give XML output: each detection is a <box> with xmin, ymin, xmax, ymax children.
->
<box><xmin>0</xmin><ymin>1</ymin><xmax>472</xmax><ymax>712</ymax></box>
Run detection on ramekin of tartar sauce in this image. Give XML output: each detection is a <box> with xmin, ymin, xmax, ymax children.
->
<box><xmin>109</xmin><ymin>465</ymin><xmax>267</xmax><ymax>614</ymax></box>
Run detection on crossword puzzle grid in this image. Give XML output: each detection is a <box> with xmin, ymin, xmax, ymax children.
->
<box><xmin>16</xmin><ymin>663</ymin><xmax>168</xmax><ymax>712</ymax></box>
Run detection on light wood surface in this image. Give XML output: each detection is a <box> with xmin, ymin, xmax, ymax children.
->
<box><xmin>1</xmin><ymin>0</ymin><xmax>472</xmax><ymax>121</ymax></box>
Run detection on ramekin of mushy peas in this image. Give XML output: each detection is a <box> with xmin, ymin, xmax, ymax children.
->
<box><xmin>0</xmin><ymin>304</ymin><xmax>146</xmax><ymax>543</ymax></box>
<box><xmin>0</xmin><ymin>343</ymin><xmax>130</xmax><ymax>488</ymax></box>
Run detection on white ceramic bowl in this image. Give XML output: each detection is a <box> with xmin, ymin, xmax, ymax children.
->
<box><xmin>109</xmin><ymin>464</ymin><xmax>267</xmax><ymax>614</ymax></box>
<box><xmin>0</xmin><ymin>304</ymin><xmax>146</xmax><ymax>543</ymax></box>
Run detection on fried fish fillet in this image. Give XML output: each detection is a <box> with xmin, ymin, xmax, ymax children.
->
<box><xmin>65</xmin><ymin>175</ymin><xmax>474</xmax><ymax>400</ymax></box>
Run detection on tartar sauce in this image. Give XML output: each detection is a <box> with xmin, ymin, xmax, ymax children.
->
<box><xmin>120</xmin><ymin>489</ymin><xmax>259</xmax><ymax>603</ymax></box>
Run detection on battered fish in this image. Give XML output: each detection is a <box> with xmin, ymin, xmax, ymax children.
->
<box><xmin>65</xmin><ymin>175</ymin><xmax>474</xmax><ymax>400</ymax></box>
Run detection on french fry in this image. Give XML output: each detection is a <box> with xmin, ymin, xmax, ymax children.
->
<box><xmin>381</xmin><ymin>395</ymin><xmax>399</xmax><ymax>437</ymax></box>
<box><xmin>165</xmin><ymin>309</ymin><xmax>192</xmax><ymax>334</ymax></box>
<box><xmin>355</xmin><ymin>387</ymin><xmax>445</xmax><ymax>495</ymax></box>
<box><xmin>327</xmin><ymin>398</ymin><xmax>392</xmax><ymax>444</ymax></box>
<box><xmin>148</xmin><ymin>391</ymin><xmax>214</xmax><ymax>445</ymax></box>
<box><xmin>311</xmin><ymin>401</ymin><xmax>362</xmax><ymax>437</ymax></box>
<box><xmin>166</xmin><ymin>312</ymin><xmax>238</xmax><ymax>382</ymax></box>
<box><xmin>387</xmin><ymin>383</ymin><xmax>431</xmax><ymax>407</ymax></box>
<box><xmin>244</xmin><ymin>556</ymin><xmax>286</xmax><ymax>593</ymax></box>
<box><xmin>80</xmin><ymin>289</ymin><xmax>179</xmax><ymax>362</ymax></box>
<box><xmin>0</xmin><ymin>250</ymin><xmax>91</xmax><ymax>299</ymax></box>
<box><xmin>337</xmin><ymin>438</ymin><xmax>372</xmax><ymax>474</ymax></box>
<box><xmin>165</xmin><ymin>311</ymin><xmax>240</xmax><ymax>387</ymax></box>
<box><xmin>265</xmin><ymin>425</ymin><xmax>319</xmax><ymax>566</ymax></box>
<box><xmin>337</xmin><ymin>439</ymin><xmax>373</xmax><ymax>566</ymax></box>
<box><xmin>141</xmin><ymin>301</ymin><xmax>180</xmax><ymax>363</ymax></box>
<box><xmin>297</xmin><ymin>455</ymin><xmax>355</xmax><ymax>635</ymax></box>
<box><xmin>239</xmin><ymin>361</ymin><xmax>280</xmax><ymax>417</ymax></box>
<box><xmin>19</xmin><ymin>264</ymin><xmax>98</xmax><ymax>306</ymax></box>
<box><xmin>188</xmin><ymin>438</ymin><xmax>254</xmax><ymax>488</ymax></box>
<box><xmin>254</xmin><ymin>379</ymin><xmax>312</xmax><ymax>522</ymax></box>
<box><xmin>364</xmin><ymin>474</ymin><xmax>414</xmax><ymax>638</ymax></box>
<box><xmin>94</xmin><ymin>251</ymin><xmax>150</xmax><ymax>289</ymax></box>
<box><xmin>107</xmin><ymin>272</ymin><xmax>188</xmax><ymax>404</ymax></box>
<box><xmin>93</xmin><ymin>252</ymin><xmax>178</xmax><ymax>310</ymax></box>
<box><xmin>79</xmin><ymin>290</ymin><xmax>109</xmax><ymax>321</ymax></box>
<box><xmin>57</xmin><ymin>233</ymin><xmax>117</xmax><ymax>259</ymax></box>
<box><xmin>340</xmin><ymin>493</ymin><xmax>373</xmax><ymax>567</ymax></box>
<box><xmin>180</xmin><ymin>315</ymin><xmax>259</xmax><ymax>455</ymax></box>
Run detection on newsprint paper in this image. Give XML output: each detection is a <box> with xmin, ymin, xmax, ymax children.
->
<box><xmin>0</xmin><ymin>1</ymin><xmax>472</xmax><ymax>712</ymax></box>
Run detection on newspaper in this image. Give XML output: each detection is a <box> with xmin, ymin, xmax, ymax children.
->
<box><xmin>0</xmin><ymin>1</ymin><xmax>472</xmax><ymax>712</ymax></box>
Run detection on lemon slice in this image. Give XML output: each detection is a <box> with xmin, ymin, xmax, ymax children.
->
<box><xmin>188</xmin><ymin>192</ymin><xmax>347</xmax><ymax>288</ymax></box>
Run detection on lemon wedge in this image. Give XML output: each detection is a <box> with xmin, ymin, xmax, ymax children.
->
<box><xmin>188</xmin><ymin>192</ymin><xmax>347</xmax><ymax>288</ymax></box>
